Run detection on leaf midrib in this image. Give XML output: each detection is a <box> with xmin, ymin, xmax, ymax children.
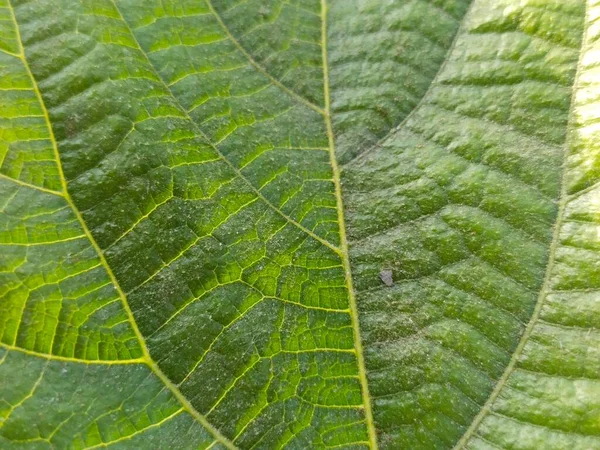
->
<box><xmin>319</xmin><ymin>0</ymin><xmax>379</xmax><ymax>447</ymax></box>
<box><xmin>207</xmin><ymin>0</ymin><xmax>386</xmax><ymax>445</ymax></box>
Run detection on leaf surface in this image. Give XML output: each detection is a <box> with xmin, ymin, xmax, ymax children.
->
<box><xmin>0</xmin><ymin>0</ymin><xmax>599</xmax><ymax>449</ymax></box>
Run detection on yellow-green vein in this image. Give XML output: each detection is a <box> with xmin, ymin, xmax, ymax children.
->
<box><xmin>114</xmin><ymin>1</ymin><xmax>341</xmax><ymax>258</ymax></box>
<box><xmin>453</xmin><ymin>1</ymin><xmax>592</xmax><ymax>447</ymax></box>
<box><xmin>6</xmin><ymin>2</ymin><xmax>236</xmax><ymax>448</ymax></box>
<box><xmin>205</xmin><ymin>0</ymin><xmax>326</xmax><ymax>116</ymax></box>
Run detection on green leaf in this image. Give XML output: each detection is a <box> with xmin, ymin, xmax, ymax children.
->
<box><xmin>0</xmin><ymin>0</ymin><xmax>598</xmax><ymax>449</ymax></box>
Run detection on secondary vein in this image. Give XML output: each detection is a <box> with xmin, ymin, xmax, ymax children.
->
<box><xmin>453</xmin><ymin>1</ymin><xmax>592</xmax><ymax>447</ymax></box>
<box><xmin>0</xmin><ymin>343</ymin><xmax>145</xmax><ymax>365</ymax></box>
<box><xmin>206</xmin><ymin>0</ymin><xmax>326</xmax><ymax>116</ymax></box>
<box><xmin>7</xmin><ymin>2</ymin><xmax>236</xmax><ymax>448</ymax></box>
<box><xmin>113</xmin><ymin>3</ymin><xmax>342</xmax><ymax>258</ymax></box>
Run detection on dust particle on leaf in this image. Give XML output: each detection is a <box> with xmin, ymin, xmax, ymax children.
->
<box><xmin>379</xmin><ymin>269</ymin><xmax>393</xmax><ymax>287</ymax></box>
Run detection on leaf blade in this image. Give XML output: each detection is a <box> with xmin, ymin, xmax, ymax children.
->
<box><xmin>4</xmin><ymin>0</ymin><xmax>371</xmax><ymax>446</ymax></box>
<box><xmin>2</xmin><ymin>0</ymin><xmax>600</xmax><ymax>448</ymax></box>
<box><xmin>341</xmin><ymin>0</ymin><xmax>588</xmax><ymax>447</ymax></box>
<box><xmin>0</xmin><ymin>348</ymin><xmax>221</xmax><ymax>449</ymax></box>
<box><xmin>458</xmin><ymin>1</ymin><xmax>600</xmax><ymax>447</ymax></box>
<box><xmin>0</xmin><ymin>0</ymin><xmax>142</xmax><ymax>363</ymax></box>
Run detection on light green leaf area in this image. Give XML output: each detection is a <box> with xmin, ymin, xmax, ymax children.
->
<box><xmin>0</xmin><ymin>0</ymin><xmax>598</xmax><ymax>449</ymax></box>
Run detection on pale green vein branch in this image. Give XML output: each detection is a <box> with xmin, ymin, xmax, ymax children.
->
<box><xmin>329</xmin><ymin>441</ymin><xmax>371</xmax><ymax>449</ymax></box>
<box><xmin>0</xmin><ymin>172</ymin><xmax>64</xmax><ymax>196</ymax></box>
<box><xmin>0</xmin><ymin>343</ymin><xmax>145</xmax><ymax>365</ymax></box>
<box><xmin>205</xmin><ymin>0</ymin><xmax>326</xmax><ymax>116</ymax></box>
<box><xmin>0</xmin><ymin>235</ymin><xmax>86</xmax><ymax>246</ymax></box>
<box><xmin>84</xmin><ymin>408</ymin><xmax>185</xmax><ymax>449</ymax></box>
<box><xmin>320</xmin><ymin>1</ymin><xmax>378</xmax><ymax>448</ymax></box>
<box><xmin>453</xmin><ymin>1</ymin><xmax>591</xmax><ymax>447</ymax></box>
<box><xmin>7</xmin><ymin>2</ymin><xmax>236</xmax><ymax>448</ymax></box>
<box><xmin>0</xmin><ymin>359</ymin><xmax>47</xmax><ymax>429</ymax></box>
<box><xmin>0</xmin><ymin>46</ymin><xmax>20</xmax><ymax>58</ymax></box>
<box><xmin>568</xmin><ymin>177</ymin><xmax>600</xmax><ymax>200</ymax></box>
<box><xmin>205</xmin><ymin>355</ymin><xmax>265</xmax><ymax>417</ymax></box>
<box><xmin>145</xmin><ymin>360</ymin><xmax>237</xmax><ymax>449</ymax></box>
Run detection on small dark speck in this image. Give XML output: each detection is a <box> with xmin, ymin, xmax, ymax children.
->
<box><xmin>379</xmin><ymin>269</ymin><xmax>393</xmax><ymax>287</ymax></box>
